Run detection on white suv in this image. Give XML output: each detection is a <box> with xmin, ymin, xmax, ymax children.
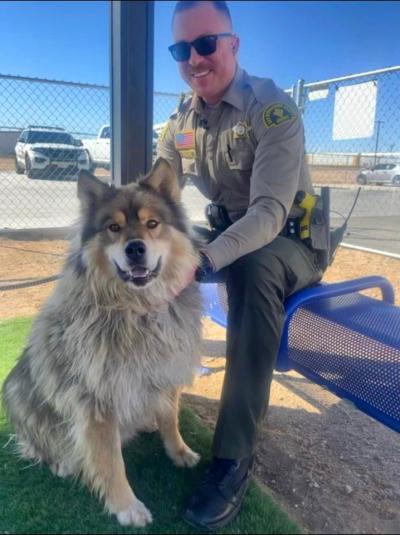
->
<box><xmin>357</xmin><ymin>163</ymin><xmax>400</xmax><ymax>186</ymax></box>
<box><xmin>15</xmin><ymin>126</ymin><xmax>90</xmax><ymax>179</ymax></box>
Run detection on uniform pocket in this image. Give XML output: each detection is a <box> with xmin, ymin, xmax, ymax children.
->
<box><xmin>225</xmin><ymin>146</ymin><xmax>254</xmax><ymax>171</ymax></box>
<box><xmin>181</xmin><ymin>157</ymin><xmax>197</xmax><ymax>176</ymax></box>
<box><xmin>268</xmin><ymin>236</ymin><xmax>322</xmax><ymax>294</ymax></box>
<box><xmin>220</xmin><ymin>131</ymin><xmax>254</xmax><ymax>171</ymax></box>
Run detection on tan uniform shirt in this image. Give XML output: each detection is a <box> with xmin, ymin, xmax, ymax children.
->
<box><xmin>157</xmin><ymin>67</ymin><xmax>314</xmax><ymax>271</ymax></box>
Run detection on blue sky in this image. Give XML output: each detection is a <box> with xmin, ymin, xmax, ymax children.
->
<box><xmin>0</xmin><ymin>1</ymin><xmax>399</xmax><ymax>91</ymax></box>
<box><xmin>0</xmin><ymin>1</ymin><xmax>399</xmax><ymax>151</ymax></box>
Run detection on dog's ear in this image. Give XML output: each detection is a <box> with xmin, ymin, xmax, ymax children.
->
<box><xmin>77</xmin><ymin>170</ymin><xmax>113</xmax><ymax>210</ymax></box>
<box><xmin>141</xmin><ymin>158</ymin><xmax>181</xmax><ymax>202</ymax></box>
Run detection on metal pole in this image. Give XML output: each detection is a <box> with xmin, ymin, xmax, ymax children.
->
<box><xmin>373</xmin><ymin>120</ymin><xmax>383</xmax><ymax>167</ymax></box>
<box><xmin>111</xmin><ymin>1</ymin><xmax>154</xmax><ymax>186</ymax></box>
<box><xmin>290</xmin><ymin>83</ymin><xmax>296</xmax><ymax>101</ymax></box>
<box><xmin>295</xmin><ymin>79</ymin><xmax>305</xmax><ymax>114</ymax></box>
<box><xmin>302</xmin><ymin>65</ymin><xmax>400</xmax><ymax>90</ymax></box>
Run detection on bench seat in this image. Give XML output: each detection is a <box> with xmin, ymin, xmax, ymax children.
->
<box><xmin>200</xmin><ymin>276</ymin><xmax>400</xmax><ymax>433</ymax></box>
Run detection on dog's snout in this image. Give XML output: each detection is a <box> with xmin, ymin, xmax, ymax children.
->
<box><xmin>125</xmin><ymin>240</ymin><xmax>147</xmax><ymax>264</ymax></box>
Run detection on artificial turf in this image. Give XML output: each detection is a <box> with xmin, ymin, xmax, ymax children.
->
<box><xmin>0</xmin><ymin>317</ymin><xmax>300</xmax><ymax>534</ymax></box>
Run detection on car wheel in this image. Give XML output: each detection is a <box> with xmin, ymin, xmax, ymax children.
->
<box><xmin>356</xmin><ymin>174</ymin><xmax>367</xmax><ymax>185</ymax></box>
<box><xmin>25</xmin><ymin>155</ymin><xmax>36</xmax><ymax>179</ymax></box>
<box><xmin>392</xmin><ymin>175</ymin><xmax>400</xmax><ymax>186</ymax></box>
<box><xmin>15</xmin><ymin>156</ymin><xmax>24</xmax><ymax>174</ymax></box>
<box><xmin>87</xmin><ymin>153</ymin><xmax>96</xmax><ymax>173</ymax></box>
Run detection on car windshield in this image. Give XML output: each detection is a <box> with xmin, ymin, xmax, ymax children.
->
<box><xmin>25</xmin><ymin>131</ymin><xmax>75</xmax><ymax>145</ymax></box>
<box><xmin>100</xmin><ymin>127</ymin><xmax>110</xmax><ymax>139</ymax></box>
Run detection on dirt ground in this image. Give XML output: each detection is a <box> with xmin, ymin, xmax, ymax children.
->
<box><xmin>0</xmin><ymin>237</ymin><xmax>399</xmax><ymax>534</ymax></box>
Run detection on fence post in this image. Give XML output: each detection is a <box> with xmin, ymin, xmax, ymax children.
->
<box><xmin>295</xmin><ymin>78</ymin><xmax>306</xmax><ymax>114</ymax></box>
<box><xmin>111</xmin><ymin>1</ymin><xmax>154</xmax><ymax>186</ymax></box>
<box><xmin>290</xmin><ymin>83</ymin><xmax>296</xmax><ymax>102</ymax></box>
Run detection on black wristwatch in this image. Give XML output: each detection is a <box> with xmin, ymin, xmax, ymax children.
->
<box><xmin>195</xmin><ymin>252</ymin><xmax>214</xmax><ymax>282</ymax></box>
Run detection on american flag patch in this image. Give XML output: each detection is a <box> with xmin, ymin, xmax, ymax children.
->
<box><xmin>175</xmin><ymin>130</ymin><xmax>195</xmax><ymax>150</ymax></box>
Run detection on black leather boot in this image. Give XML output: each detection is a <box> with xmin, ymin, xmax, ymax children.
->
<box><xmin>183</xmin><ymin>455</ymin><xmax>253</xmax><ymax>531</ymax></box>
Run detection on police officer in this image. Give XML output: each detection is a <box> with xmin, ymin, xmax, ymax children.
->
<box><xmin>158</xmin><ymin>1</ymin><xmax>324</xmax><ymax>530</ymax></box>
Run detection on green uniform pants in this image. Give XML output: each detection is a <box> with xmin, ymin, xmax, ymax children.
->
<box><xmin>200</xmin><ymin>233</ymin><xmax>323</xmax><ymax>459</ymax></box>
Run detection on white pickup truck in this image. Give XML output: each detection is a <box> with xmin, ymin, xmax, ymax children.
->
<box><xmin>82</xmin><ymin>123</ymin><xmax>166</xmax><ymax>171</ymax></box>
<box><xmin>82</xmin><ymin>125</ymin><xmax>110</xmax><ymax>171</ymax></box>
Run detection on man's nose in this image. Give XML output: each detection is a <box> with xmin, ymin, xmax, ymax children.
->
<box><xmin>188</xmin><ymin>45</ymin><xmax>203</xmax><ymax>66</ymax></box>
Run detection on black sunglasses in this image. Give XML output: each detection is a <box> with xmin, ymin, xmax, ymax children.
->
<box><xmin>168</xmin><ymin>33</ymin><xmax>233</xmax><ymax>62</ymax></box>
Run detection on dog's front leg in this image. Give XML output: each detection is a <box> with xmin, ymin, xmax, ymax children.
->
<box><xmin>156</xmin><ymin>388</ymin><xmax>200</xmax><ymax>468</ymax></box>
<box><xmin>82</xmin><ymin>410</ymin><xmax>153</xmax><ymax>527</ymax></box>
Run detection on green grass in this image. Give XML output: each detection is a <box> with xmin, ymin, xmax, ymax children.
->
<box><xmin>0</xmin><ymin>317</ymin><xmax>300</xmax><ymax>534</ymax></box>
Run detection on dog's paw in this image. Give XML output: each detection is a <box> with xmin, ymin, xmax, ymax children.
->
<box><xmin>170</xmin><ymin>445</ymin><xmax>200</xmax><ymax>468</ymax></box>
<box><xmin>50</xmin><ymin>461</ymin><xmax>74</xmax><ymax>479</ymax></box>
<box><xmin>116</xmin><ymin>499</ymin><xmax>153</xmax><ymax>527</ymax></box>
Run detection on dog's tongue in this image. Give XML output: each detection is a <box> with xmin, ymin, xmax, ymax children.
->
<box><xmin>131</xmin><ymin>266</ymin><xmax>149</xmax><ymax>279</ymax></box>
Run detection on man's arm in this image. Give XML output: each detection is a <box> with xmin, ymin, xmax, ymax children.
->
<box><xmin>156</xmin><ymin>120</ymin><xmax>184</xmax><ymax>186</ymax></box>
<box><xmin>204</xmin><ymin>108</ymin><xmax>306</xmax><ymax>272</ymax></box>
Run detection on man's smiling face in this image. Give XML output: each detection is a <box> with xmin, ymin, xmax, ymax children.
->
<box><xmin>172</xmin><ymin>2</ymin><xmax>239</xmax><ymax>105</ymax></box>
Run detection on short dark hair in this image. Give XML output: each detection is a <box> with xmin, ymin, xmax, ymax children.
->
<box><xmin>172</xmin><ymin>1</ymin><xmax>232</xmax><ymax>27</ymax></box>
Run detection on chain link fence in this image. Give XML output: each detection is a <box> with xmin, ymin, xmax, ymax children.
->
<box><xmin>296</xmin><ymin>66</ymin><xmax>400</xmax><ymax>256</ymax></box>
<box><xmin>0</xmin><ymin>73</ymin><xmax>181</xmax><ymax>229</ymax></box>
<box><xmin>299</xmin><ymin>66</ymin><xmax>400</xmax><ymax>187</ymax></box>
<box><xmin>0</xmin><ymin>68</ymin><xmax>399</xmax><ymax>255</ymax></box>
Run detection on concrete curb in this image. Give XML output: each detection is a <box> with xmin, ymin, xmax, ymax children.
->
<box><xmin>341</xmin><ymin>242</ymin><xmax>400</xmax><ymax>260</ymax></box>
<box><xmin>314</xmin><ymin>183</ymin><xmax>400</xmax><ymax>192</ymax></box>
<box><xmin>0</xmin><ymin>226</ymin><xmax>73</xmax><ymax>241</ymax></box>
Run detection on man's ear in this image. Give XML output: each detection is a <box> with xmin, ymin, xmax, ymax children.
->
<box><xmin>140</xmin><ymin>157</ymin><xmax>181</xmax><ymax>202</ymax></box>
<box><xmin>77</xmin><ymin>170</ymin><xmax>113</xmax><ymax>211</ymax></box>
<box><xmin>231</xmin><ymin>34</ymin><xmax>240</xmax><ymax>55</ymax></box>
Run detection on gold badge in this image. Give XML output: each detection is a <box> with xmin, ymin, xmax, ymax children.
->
<box><xmin>232</xmin><ymin>121</ymin><xmax>251</xmax><ymax>139</ymax></box>
<box><xmin>263</xmin><ymin>103</ymin><xmax>297</xmax><ymax>129</ymax></box>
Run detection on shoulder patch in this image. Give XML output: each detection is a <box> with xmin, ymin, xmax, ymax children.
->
<box><xmin>263</xmin><ymin>103</ymin><xmax>297</xmax><ymax>129</ymax></box>
<box><xmin>158</xmin><ymin>122</ymin><xmax>170</xmax><ymax>142</ymax></box>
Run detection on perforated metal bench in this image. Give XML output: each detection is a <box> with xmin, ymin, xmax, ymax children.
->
<box><xmin>200</xmin><ymin>276</ymin><xmax>400</xmax><ymax>433</ymax></box>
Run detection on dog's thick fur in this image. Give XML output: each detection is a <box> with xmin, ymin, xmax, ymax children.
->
<box><xmin>2</xmin><ymin>159</ymin><xmax>203</xmax><ymax>527</ymax></box>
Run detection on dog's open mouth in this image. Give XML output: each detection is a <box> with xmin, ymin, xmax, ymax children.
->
<box><xmin>115</xmin><ymin>258</ymin><xmax>162</xmax><ymax>287</ymax></box>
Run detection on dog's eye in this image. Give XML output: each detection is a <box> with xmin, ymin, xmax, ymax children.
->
<box><xmin>146</xmin><ymin>219</ymin><xmax>159</xmax><ymax>229</ymax></box>
<box><xmin>109</xmin><ymin>223</ymin><xmax>121</xmax><ymax>233</ymax></box>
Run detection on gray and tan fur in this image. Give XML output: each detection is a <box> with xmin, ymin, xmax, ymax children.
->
<box><xmin>2</xmin><ymin>158</ymin><xmax>203</xmax><ymax>527</ymax></box>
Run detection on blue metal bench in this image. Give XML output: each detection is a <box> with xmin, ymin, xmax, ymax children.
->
<box><xmin>200</xmin><ymin>276</ymin><xmax>400</xmax><ymax>433</ymax></box>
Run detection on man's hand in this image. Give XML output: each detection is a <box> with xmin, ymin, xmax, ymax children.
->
<box><xmin>195</xmin><ymin>252</ymin><xmax>215</xmax><ymax>282</ymax></box>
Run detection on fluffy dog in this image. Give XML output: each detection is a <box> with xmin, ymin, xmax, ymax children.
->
<box><xmin>2</xmin><ymin>158</ymin><xmax>202</xmax><ymax>527</ymax></box>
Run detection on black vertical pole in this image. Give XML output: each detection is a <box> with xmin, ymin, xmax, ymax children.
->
<box><xmin>111</xmin><ymin>1</ymin><xmax>154</xmax><ymax>186</ymax></box>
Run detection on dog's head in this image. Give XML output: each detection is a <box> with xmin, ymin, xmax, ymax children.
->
<box><xmin>76</xmin><ymin>158</ymin><xmax>197</xmax><ymax>293</ymax></box>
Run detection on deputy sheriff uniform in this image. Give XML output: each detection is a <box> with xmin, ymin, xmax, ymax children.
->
<box><xmin>157</xmin><ymin>67</ymin><xmax>323</xmax><ymax>460</ymax></box>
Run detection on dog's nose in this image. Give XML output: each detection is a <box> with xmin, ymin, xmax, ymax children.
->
<box><xmin>125</xmin><ymin>240</ymin><xmax>147</xmax><ymax>264</ymax></box>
